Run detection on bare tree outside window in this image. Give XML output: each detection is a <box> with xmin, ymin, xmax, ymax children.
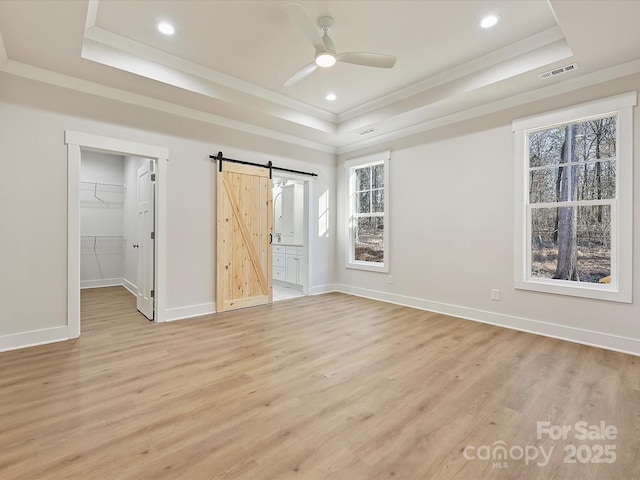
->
<box><xmin>528</xmin><ymin>116</ymin><xmax>616</xmax><ymax>284</ymax></box>
<box><xmin>353</xmin><ymin>163</ymin><xmax>384</xmax><ymax>263</ymax></box>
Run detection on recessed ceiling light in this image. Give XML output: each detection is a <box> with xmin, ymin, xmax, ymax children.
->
<box><xmin>157</xmin><ymin>22</ymin><xmax>175</xmax><ymax>36</ymax></box>
<box><xmin>326</xmin><ymin>93</ymin><xmax>337</xmax><ymax>101</ymax></box>
<box><xmin>480</xmin><ymin>14</ymin><xmax>500</xmax><ymax>29</ymax></box>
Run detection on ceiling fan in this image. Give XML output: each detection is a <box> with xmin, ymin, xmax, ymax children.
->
<box><xmin>284</xmin><ymin>3</ymin><xmax>397</xmax><ymax>87</ymax></box>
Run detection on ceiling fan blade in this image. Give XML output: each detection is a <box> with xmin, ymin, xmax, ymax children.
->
<box><xmin>284</xmin><ymin>62</ymin><xmax>318</xmax><ymax>87</ymax></box>
<box><xmin>321</xmin><ymin>32</ymin><xmax>336</xmax><ymax>53</ymax></box>
<box><xmin>337</xmin><ymin>52</ymin><xmax>397</xmax><ymax>69</ymax></box>
<box><xmin>285</xmin><ymin>3</ymin><xmax>324</xmax><ymax>52</ymax></box>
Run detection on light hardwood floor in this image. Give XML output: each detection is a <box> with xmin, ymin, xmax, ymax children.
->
<box><xmin>1</xmin><ymin>287</ymin><xmax>638</xmax><ymax>479</ymax></box>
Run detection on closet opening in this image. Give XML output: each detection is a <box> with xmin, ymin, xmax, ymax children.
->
<box><xmin>66</xmin><ymin>130</ymin><xmax>169</xmax><ymax>339</ymax></box>
<box><xmin>80</xmin><ymin>152</ymin><xmax>155</xmax><ymax>321</ymax></box>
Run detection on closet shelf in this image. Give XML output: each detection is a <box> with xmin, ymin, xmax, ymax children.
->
<box><xmin>80</xmin><ymin>181</ymin><xmax>125</xmax><ymax>203</ymax></box>
<box><xmin>80</xmin><ymin>181</ymin><xmax>125</xmax><ymax>188</ymax></box>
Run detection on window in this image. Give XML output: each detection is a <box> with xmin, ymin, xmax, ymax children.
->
<box><xmin>513</xmin><ymin>93</ymin><xmax>635</xmax><ymax>302</ymax></box>
<box><xmin>346</xmin><ymin>151</ymin><xmax>389</xmax><ymax>272</ymax></box>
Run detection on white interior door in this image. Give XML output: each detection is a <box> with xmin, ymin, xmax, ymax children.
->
<box><xmin>137</xmin><ymin>161</ymin><xmax>154</xmax><ymax>319</ymax></box>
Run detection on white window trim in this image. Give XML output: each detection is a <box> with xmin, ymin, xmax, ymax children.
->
<box><xmin>345</xmin><ymin>151</ymin><xmax>390</xmax><ymax>273</ymax></box>
<box><xmin>513</xmin><ymin>92</ymin><xmax>636</xmax><ymax>303</ymax></box>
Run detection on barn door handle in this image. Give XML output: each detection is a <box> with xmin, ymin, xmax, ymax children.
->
<box><xmin>269</xmin><ymin>234</ymin><xmax>273</xmax><ymax>245</ymax></box>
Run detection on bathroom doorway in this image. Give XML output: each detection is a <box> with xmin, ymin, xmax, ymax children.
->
<box><xmin>272</xmin><ymin>174</ymin><xmax>310</xmax><ymax>301</ymax></box>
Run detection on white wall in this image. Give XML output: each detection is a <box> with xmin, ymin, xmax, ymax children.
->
<box><xmin>336</xmin><ymin>73</ymin><xmax>640</xmax><ymax>355</ymax></box>
<box><xmin>0</xmin><ymin>72</ymin><xmax>336</xmax><ymax>349</ymax></box>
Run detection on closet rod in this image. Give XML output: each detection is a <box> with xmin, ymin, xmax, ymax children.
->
<box><xmin>80</xmin><ymin>181</ymin><xmax>125</xmax><ymax>187</ymax></box>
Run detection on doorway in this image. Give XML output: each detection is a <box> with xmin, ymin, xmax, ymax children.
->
<box><xmin>272</xmin><ymin>174</ymin><xmax>310</xmax><ymax>302</ymax></box>
<box><xmin>79</xmin><ymin>152</ymin><xmax>155</xmax><ymax>320</ymax></box>
<box><xmin>66</xmin><ymin>130</ymin><xmax>168</xmax><ymax>339</ymax></box>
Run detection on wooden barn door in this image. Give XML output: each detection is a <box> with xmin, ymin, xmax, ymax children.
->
<box><xmin>216</xmin><ymin>162</ymin><xmax>272</xmax><ymax>312</ymax></box>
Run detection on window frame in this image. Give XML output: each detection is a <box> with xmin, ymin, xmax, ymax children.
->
<box><xmin>345</xmin><ymin>151</ymin><xmax>390</xmax><ymax>273</ymax></box>
<box><xmin>512</xmin><ymin>92</ymin><xmax>635</xmax><ymax>303</ymax></box>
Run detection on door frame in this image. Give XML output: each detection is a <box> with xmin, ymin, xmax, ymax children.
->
<box><xmin>271</xmin><ymin>171</ymin><xmax>312</xmax><ymax>296</ymax></box>
<box><xmin>66</xmin><ymin>130</ymin><xmax>169</xmax><ymax>337</ymax></box>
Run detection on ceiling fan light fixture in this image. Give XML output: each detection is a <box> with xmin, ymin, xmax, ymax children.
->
<box><xmin>315</xmin><ymin>52</ymin><xmax>336</xmax><ymax>68</ymax></box>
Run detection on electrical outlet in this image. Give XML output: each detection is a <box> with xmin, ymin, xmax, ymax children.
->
<box><xmin>491</xmin><ymin>289</ymin><xmax>500</xmax><ymax>301</ymax></box>
<box><xmin>388</xmin><ymin>274</ymin><xmax>394</xmax><ymax>284</ymax></box>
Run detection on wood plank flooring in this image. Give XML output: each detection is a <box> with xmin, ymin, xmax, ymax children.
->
<box><xmin>1</xmin><ymin>286</ymin><xmax>638</xmax><ymax>479</ymax></box>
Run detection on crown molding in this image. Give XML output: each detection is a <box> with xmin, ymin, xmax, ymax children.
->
<box><xmin>336</xmin><ymin>58</ymin><xmax>640</xmax><ymax>155</ymax></box>
<box><xmin>81</xmin><ymin>37</ymin><xmax>338</xmax><ymax>137</ymax></box>
<box><xmin>83</xmin><ymin>26</ymin><xmax>338</xmax><ymax>129</ymax></box>
<box><xmin>3</xmin><ymin>55</ymin><xmax>638</xmax><ymax>158</ymax></box>
<box><xmin>0</xmin><ymin>59</ymin><xmax>337</xmax><ymax>154</ymax></box>
<box><xmin>337</xmin><ymin>26</ymin><xmax>569</xmax><ymax>123</ymax></box>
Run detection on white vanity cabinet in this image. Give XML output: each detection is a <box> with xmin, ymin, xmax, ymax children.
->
<box><xmin>285</xmin><ymin>246</ymin><xmax>304</xmax><ymax>284</ymax></box>
<box><xmin>273</xmin><ymin>245</ymin><xmax>286</xmax><ymax>281</ymax></box>
<box><xmin>273</xmin><ymin>245</ymin><xmax>304</xmax><ymax>286</ymax></box>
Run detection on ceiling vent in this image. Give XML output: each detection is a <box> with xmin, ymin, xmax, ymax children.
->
<box><xmin>359</xmin><ymin>128</ymin><xmax>378</xmax><ymax>136</ymax></box>
<box><xmin>538</xmin><ymin>63</ymin><xmax>579</xmax><ymax>80</ymax></box>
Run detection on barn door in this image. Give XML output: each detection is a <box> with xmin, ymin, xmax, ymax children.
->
<box><xmin>216</xmin><ymin>162</ymin><xmax>272</xmax><ymax>312</ymax></box>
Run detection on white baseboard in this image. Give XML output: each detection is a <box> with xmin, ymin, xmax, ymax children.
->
<box><xmin>164</xmin><ymin>303</ymin><xmax>215</xmax><ymax>322</ymax></box>
<box><xmin>122</xmin><ymin>278</ymin><xmax>137</xmax><ymax>296</ymax></box>
<box><xmin>309</xmin><ymin>283</ymin><xmax>337</xmax><ymax>295</ymax></box>
<box><xmin>80</xmin><ymin>279</ymin><xmax>137</xmax><ymax>297</ymax></box>
<box><xmin>0</xmin><ymin>326</ymin><xmax>70</xmax><ymax>352</ymax></box>
<box><xmin>335</xmin><ymin>284</ymin><xmax>640</xmax><ymax>357</ymax></box>
<box><xmin>80</xmin><ymin>278</ymin><xmax>124</xmax><ymax>289</ymax></box>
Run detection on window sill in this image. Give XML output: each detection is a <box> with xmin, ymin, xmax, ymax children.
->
<box><xmin>347</xmin><ymin>261</ymin><xmax>389</xmax><ymax>273</ymax></box>
<box><xmin>515</xmin><ymin>278</ymin><xmax>631</xmax><ymax>303</ymax></box>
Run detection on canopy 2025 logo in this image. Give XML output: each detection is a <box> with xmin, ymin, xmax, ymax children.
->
<box><xmin>463</xmin><ymin>420</ymin><xmax>617</xmax><ymax>469</ymax></box>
